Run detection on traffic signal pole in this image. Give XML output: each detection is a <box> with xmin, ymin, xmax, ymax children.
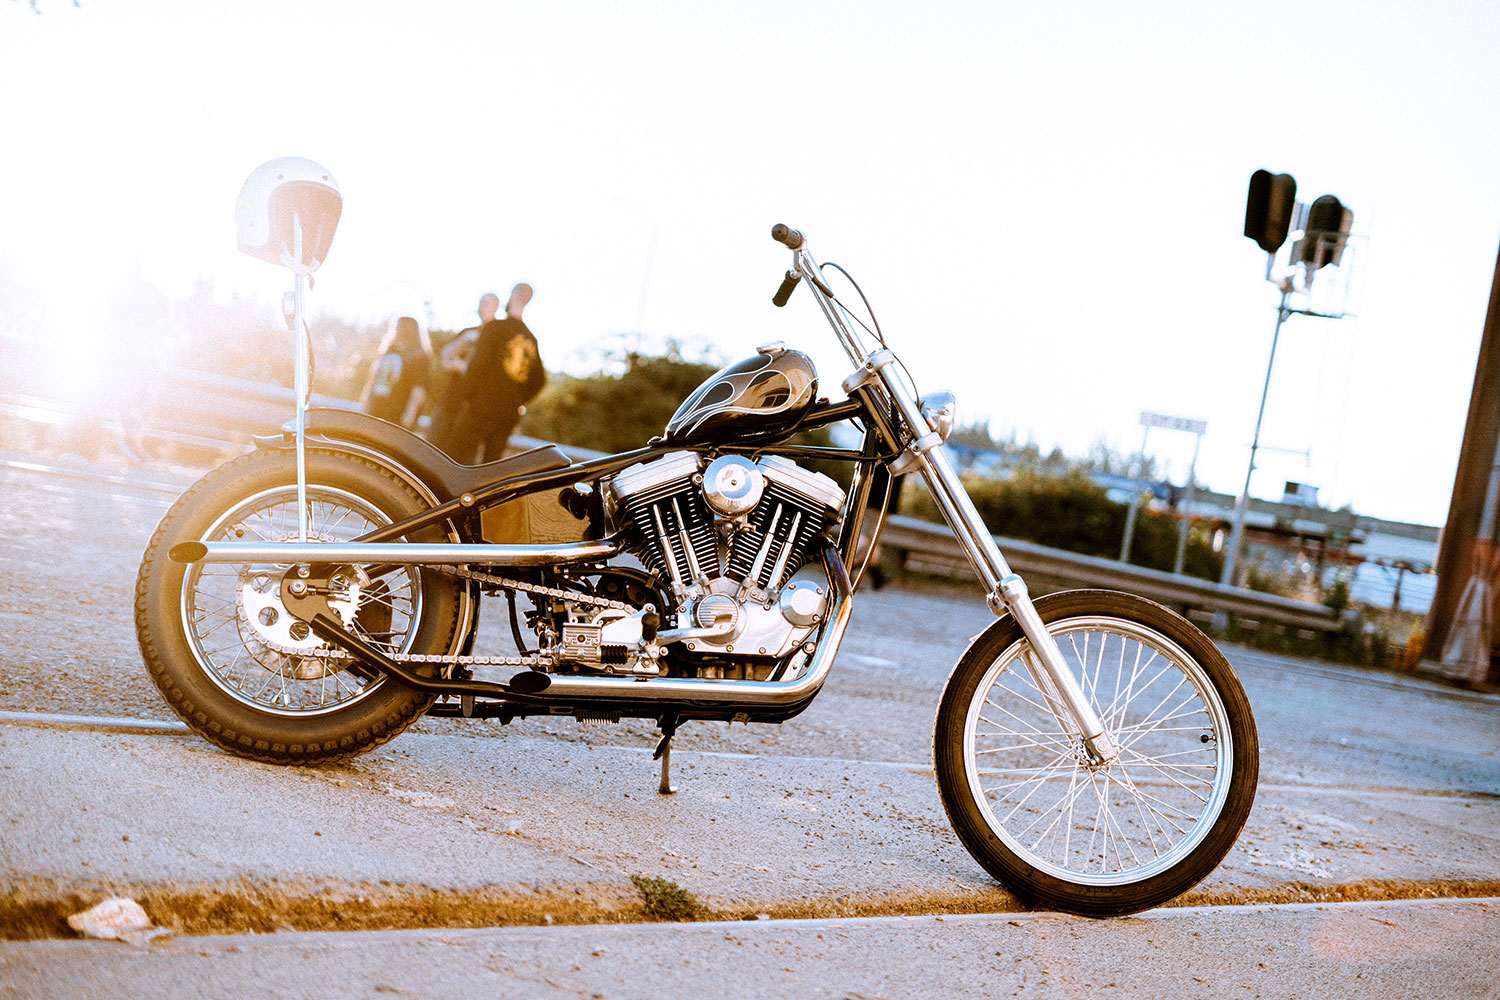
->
<box><xmin>1220</xmin><ymin>281</ymin><xmax>1294</xmax><ymax>587</ymax></box>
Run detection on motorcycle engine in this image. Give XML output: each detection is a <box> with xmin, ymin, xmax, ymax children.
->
<box><xmin>606</xmin><ymin>450</ymin><xmax>845</xmax><ymax>668</ymax></box>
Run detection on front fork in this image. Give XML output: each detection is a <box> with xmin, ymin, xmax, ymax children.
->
<box><xmin>845</xmin><ymin>353</ymin><xmax>1119</xmax><ymax>765</ymax></box>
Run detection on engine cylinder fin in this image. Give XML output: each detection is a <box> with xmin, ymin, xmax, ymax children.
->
<box><xmin>621</xmin><ymin>476</ymin><xmax>720</xmax><ymax>589</ymax></box>
<box><xmin>727</xmin><ymin>482</ymin><xmax>839</xmax><ymax>591</ymax></box>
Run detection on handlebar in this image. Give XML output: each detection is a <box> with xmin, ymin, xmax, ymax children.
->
<box><xmin>771</xmin><ymin>223</ymin><xmax>804</xmax><ymax>249</ymax></box>
<box><xmin>772</xmin><ymin>269</ymin><xmax>799</xmax><ymax>308</ymax></box>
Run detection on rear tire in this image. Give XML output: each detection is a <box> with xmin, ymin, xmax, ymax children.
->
<box><xmin>934</xmin><ymin>590</ymin><xmax>1258</xmax><ymax>916</ymax></box>
<box><xmin>135</xmin><ymin>448</ymin><xmax>464</xmax><ymax>764</ymax></box>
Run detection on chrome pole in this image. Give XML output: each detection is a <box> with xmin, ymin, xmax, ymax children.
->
<box><xmin>292</xmin><ymin>214</ymin><xmax>310</xmax><ymax>544</ymax></box>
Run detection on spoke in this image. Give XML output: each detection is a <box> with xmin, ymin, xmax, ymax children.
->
<box><xmin>1120</xmin><ymin>748</ymin><xmax>1218</xmax><ymax>796</ymax></box>
<box><xmin>1111</xmin><ymin>762</ymin><xmax>1164</xmax><ymax>857</ymax></box>
<box><xmin>974</xmin><ymin>734</ymin><xmax>1075</xmax><ymax>755</ymax></box>
<box><xmin>1005</xmin><ymin>755</ymin><xmax>1090</xmax><ymax>837</ymax></box>
<box><xmin>1113</xmin><ymin>718</ymin><xmax>1210</xmax><ymax>736</ymax></box>
<box><xmin>1124</xmin><ymin>745</ymin><xmax>1219</xmax><ymax>765</ymax></box>
<box><xmin>191</xmin><ymin>592</ymin><xmax>240</xmax><ymax>613</ymax></box>
<box><xmin>359</xmin><ymin>591</ymin><xmax>412</xmax><ymax>615</ymax></box>
<box><xmin>1062</xmin><ymin>759</ymin><xmax>1079</xmax><ymax>862</ymax></box>
<box><xmin>192</xmin><ymin>614</ymin><xmax>241</xmax><ymax>642</ymax></box>
<box><xmin>1100</xmin><ymin>645</ymin><xmax>1158</xmax><ymax>729</ymax></box>
<box><xmin>1097</xmin><ymin>772</ymin><xmax>1143</xmax><ymax>869</ymax></box>
<box><xmin>1107</xmin><ymin>774</ymin><xmax>1201</xmax><ymax>827</ymax></box>
<box><xmin>199</xmin><ymin>639</ymin><xmax>262</xmax><ymax>658</ymax></box>
<box><xmin>330</xmin><ymin>667</ymin><xmax>362</xmax><ymax>698</ymax></box>
<box><xmin>1085</xmin><ymin>773</ymin><xmax>1107</xmax><ymax>871</ymax></box>
<box><xmin>980</xmin><ymin>696</ymin><xmax>1062</xmax><ymax>742</ymax></box>
<box><xmin>995</xmin><ymin>746</ymin><xmax>1079</xmax><ymax>827</ymax></box>
<box><xmin>236</xmin><ymin>516</ymin><xmax>280</xmax><ymax>544</ymax></box>
<box><xmin>221</xmin><ymin>645</ymin><xmax>249</xmax><ymax>684</ymax></box>
<box><xmin>321</xmin><ymin>505</ymin><xmax>359</xmax><ymax>538</ymax></box>
<box><xmin>1087</xmin><ymin>631</ymin><xmax>1110</xmax><ymax>710</ymax></box>
<box><xmin>1104</xmin><ymin>659</ymin><xmax>1173</xmax><ymax>729</ymax></box>
<box><xmin>1120</xmin><ymin>675</ymin><xmax>1191</xmax><ymax>738</ymax></box>
<box><xmin>1022</xmin><ymin>771</ymin><xmax>1092</xmax><ymax>858</ymax></box>
<box><xmin>250</xmin><ymin>659</ymin><xmax>284</xmax><ymax>699</ymax></box>
<box><xmin>987</xmin><ymin>672</ymin><xmax>1064</xmax><ymax>722</ymax></box>
<box><xmin>1126</xmin><ymin>688</ymin><xmax>1204</xmax><ymax>730</ymax></box>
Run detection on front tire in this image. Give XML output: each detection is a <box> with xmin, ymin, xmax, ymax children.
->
<box><xmin>135</xmin><ymin>448</ymin><xmax>465</xmax><ymax>765</ymax></box>
<box><xmin>934</xmin><ymin>590</ymin><xmax>1258</xmax><ymax>916</ymax></box>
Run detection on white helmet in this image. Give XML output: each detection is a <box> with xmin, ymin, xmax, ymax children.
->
<box><xmin>234</xmin><ymin>157</ymin><xmax>342</xmax><ymax>274</ymax></box>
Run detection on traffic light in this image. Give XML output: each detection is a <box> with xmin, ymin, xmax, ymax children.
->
<box><xmin>1244</xmin><ymin>169</ymin><xmax>1297</xmax><ymax>253</ymax></box>
<box><xmin>1297</xmin><ymin>194</ymin><xmax>1354</xmax><ymax>270</ymax></box>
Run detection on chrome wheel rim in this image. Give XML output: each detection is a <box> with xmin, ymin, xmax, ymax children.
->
<box><xmin>179</xmin><ymin>484</ymin><xmax>422</xmax><ymax>717</ymax></box>
<box><xmin>962</xmin><ymin>616</ymin><xmax>1234</xmax><ymax>886</ymax></box>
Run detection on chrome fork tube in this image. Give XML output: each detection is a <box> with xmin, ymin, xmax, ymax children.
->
<box><xmin>915</xmin><ymin>443</ymin><xmax>1116</xmax><ymax>761</ymax></box>
<box><xmin>792</xmin><ymin>246</ymin><xmax>1116</xmax><ymax>762</ymax></box>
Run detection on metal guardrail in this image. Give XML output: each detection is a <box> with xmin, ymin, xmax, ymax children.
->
<box><xmin>880</xmin><ymin>514</ymin><xmax>1342</xmax><ymax>633</ymax></box>
<box><xmin>0</xmin><ymin>373</ymin><xmax>1341</xmax><ymax>633</ymax></box>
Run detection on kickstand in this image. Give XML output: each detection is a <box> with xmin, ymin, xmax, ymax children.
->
<box><xmin>652</xmin><ymin>716</ymin><xmax>680</xmax><ymax>795</ymax></box>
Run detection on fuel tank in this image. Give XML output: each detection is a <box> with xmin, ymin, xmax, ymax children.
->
<box><xmin>662</xmin><ymin>344</ymin><xmax>818</xmax><ymax>445</ymax></box>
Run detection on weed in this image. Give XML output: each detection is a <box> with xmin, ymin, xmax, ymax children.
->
<box><xmin>629</xmin><ymin>874</ymin><xmax>704</xmax><ymax>921</ymax></box>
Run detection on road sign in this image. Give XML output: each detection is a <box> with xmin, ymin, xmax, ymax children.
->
<box><xmin>1140</xmin><ymin>411</ymin><xmax>1208</xmax><ymax>436</ymax></box>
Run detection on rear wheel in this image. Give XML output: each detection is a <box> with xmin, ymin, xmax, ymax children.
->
<box><xmin>135</xmin><ymin>449</ymin><xmax>465</xmax><ymax>764</ymax></box>
<box><xmin>934</xmin><ymin>590</ymin><xmax>1258</xmax><ymax>916</ymax></box>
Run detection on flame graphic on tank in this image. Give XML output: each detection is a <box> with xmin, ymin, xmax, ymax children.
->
<box><xmin>663</xmin><ymin>350</ymin><xmax>818</xmax><ymax>444</ymax></box>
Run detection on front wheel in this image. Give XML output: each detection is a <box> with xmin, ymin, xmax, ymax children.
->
<box><xmin>934</xmin><ymin>590</ymin><xmax>1258</xmax><ymax>916</ymax></box>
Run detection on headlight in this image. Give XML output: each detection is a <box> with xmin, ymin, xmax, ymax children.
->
<box><xmin>919</xmin><ymin>391</ymin><xmax>956</xmax><ymax>443</ymax></box>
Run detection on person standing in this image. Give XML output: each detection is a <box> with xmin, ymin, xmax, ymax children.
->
<box><xmin>430</xmin><ymin>283</ymin><xmax>545</xmax><ymax>463</ymax></box>
<box><xmin>360</xmin><ymin>315</ymin><xmax>433</xmax><ymax>428</ymax></box>
<box><xmin>427</xmin><ymin>292</ymin><xmax>499</xmax><ymax>449</ymax></box>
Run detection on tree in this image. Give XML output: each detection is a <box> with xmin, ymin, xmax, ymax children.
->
<box><xmin>519</xmin><ymin>345</ymin><xmax>720</xmax><ymax>454</ymax></box>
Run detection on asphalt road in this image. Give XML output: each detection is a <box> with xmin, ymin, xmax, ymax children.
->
<box><xmin>1</xmin><ymin>456</ymin><xmax>1498</xmax><ymax>998</ymax></box>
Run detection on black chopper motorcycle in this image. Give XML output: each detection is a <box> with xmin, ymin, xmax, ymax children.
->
<box><xmin>136</xmin><ymin>214</ymin><xmax>1258</xmax><ymax>916</ymax></box>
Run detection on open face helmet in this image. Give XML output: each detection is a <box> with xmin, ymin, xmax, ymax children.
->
<box><xmin>234</xmin><ymin>157</ymin><xmax>342</xmax><ymax>274</ymax></box>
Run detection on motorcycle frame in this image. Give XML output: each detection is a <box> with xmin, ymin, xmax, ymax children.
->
<box><xmin>183</xmin><ymin>410</ymin><xmax>887</xmax><ymax>730</ymax></box>
<box><xmin>177</xmin><ymin>235</ymin><xmax>1115</xmax><ymax>761</ymax></box>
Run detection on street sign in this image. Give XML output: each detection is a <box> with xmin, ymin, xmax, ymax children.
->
<box><xmin>1140</xmin><ymin>411</ymin><xmax>1208</xmax><ymax>436</ymax></box>
<box><xmin>1122</xmin><ymin>411</ymin><xmax>1207</xmax><ymax>570</ymax></box>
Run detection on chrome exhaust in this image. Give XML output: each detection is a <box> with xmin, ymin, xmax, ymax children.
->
<box><xmin>518</xmin><ymin>546</ymin><xmax>853</xmax><ymax>708</ymax></box>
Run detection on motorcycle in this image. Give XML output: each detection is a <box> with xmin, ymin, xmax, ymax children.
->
<box><xmin>136</xmin><ymin>214</ymin><xmax>1258</xmax><ymax>917</ymax></box>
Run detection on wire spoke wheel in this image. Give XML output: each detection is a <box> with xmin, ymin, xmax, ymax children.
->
<box><xmin>136</xmin><ymin>449</ymin><xmax>465</xmax><ymax>765</ymax></box>
<box><xmin>182</xmin><ymin>485</ymin><xmax>421</xmax><ymax>717</ymax></box>
<box><xmin>935</xmin><ymin>590</ymin><xmax>1257</xmax><ymax>916</ymax></box>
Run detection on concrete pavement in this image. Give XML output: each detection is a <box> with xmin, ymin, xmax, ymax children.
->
<box><xmin>2</xmin><ymin>709</ymin><xmax>1497</xmax><ymax>940</ymax></box>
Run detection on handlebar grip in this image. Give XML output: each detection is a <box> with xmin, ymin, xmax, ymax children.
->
<box><xmin>771</xmin><ymin>223</ymin><xmax>804</xmax><ymax>249</ymax></box>
<box><xmin>772</xmin><ymin>270</ymin><xmax>799</xmax><ymax>308</ymax></box>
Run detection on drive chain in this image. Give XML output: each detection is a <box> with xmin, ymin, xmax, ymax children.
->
<box><xmin>253</xmin><ymin>565</ymin><xmax>627</xmax><ymax>666</ymax></box>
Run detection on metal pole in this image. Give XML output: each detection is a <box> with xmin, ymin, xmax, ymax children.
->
<box><xmin>292</xmin><ymin>214</ymin><xmax>309</xmax><ymax>544</ymax></box>
<box><xmin>1174</xmin><ymin>431</ymin><xmax>1202</xmax><ymax>575</ymax></box>
<box><xmin>1221</xmin><ymin>283</ymin><xmax>1292</xmax><ymax>587</ymax></box>
<box><xmin>1119</xmin><ymin>424</ymin><xmax>1151</xmax><ymax>563</ymax></box>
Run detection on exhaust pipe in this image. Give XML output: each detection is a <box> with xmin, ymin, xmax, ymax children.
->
<box><xmin>512</xmin><ymin>546</ymin><xmax>853</xmax><ymax>708</ymax></box>
<box><xmin>292</xmin><ymin>545</ymin><xmax>854</xmax><ymax>713</ymax></box>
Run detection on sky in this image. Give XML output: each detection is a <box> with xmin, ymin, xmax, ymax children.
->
<box><xmin>2</xmin><ymin>0</ymin><xmax>1498</xmax><ymax>527</ymax></box>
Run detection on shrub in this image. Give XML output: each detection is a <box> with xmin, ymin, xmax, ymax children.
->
<box><xmin>902</xmin><ymin>470</ymin><xmax>1223</xmax><ymax>580</ymax></box>
<box><xmin>629</xmin><ymin>875</ymin><xmax>704</xmax><ymax>921</ymax></box>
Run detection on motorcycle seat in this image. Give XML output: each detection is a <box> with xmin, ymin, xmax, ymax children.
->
<box><xmin>301</xmin><ymin>407</ymin><xmax>573</xmax><ymax>502</ymax></box>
